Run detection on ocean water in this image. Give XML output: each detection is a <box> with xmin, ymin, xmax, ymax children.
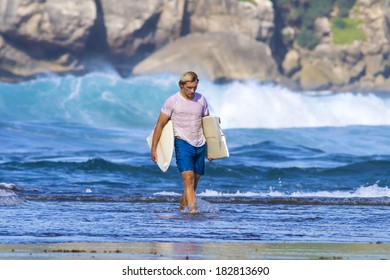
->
<box><xmin>1</xmin><ymin>72</ymin><xmax>390</xmax><ymax>244</ymax></box>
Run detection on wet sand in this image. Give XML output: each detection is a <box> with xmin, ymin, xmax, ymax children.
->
<box><xmin>0</xmin><ymin>242</ymin><xmax>389</xmax><ymax>260</ymax></box>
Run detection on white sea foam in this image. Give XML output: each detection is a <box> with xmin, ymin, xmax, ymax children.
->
<box><xmin>0</xmin><ymin>189</ymin><xmax>24</xmax><ymax>206</ymax></box>
<box><xmin>0</xmin><ymin>182</ymin><xmax>17</xmax><ymax>190</ymax></box>
<box><xmin>286</xmin><ymin>184</ymin><xmax>390</xmax><ymax>198</ymax></box>
<box><xmin>154</xmin><ymin>191</ymin><xmax>178</xmax><ymax>196</ymax></box>
<box><xmin>203</xmin><ymin>80</ymin><xmax>390</xmax><ymax>129</ymax></box>
<box><xmin>2</xmin><ymin>73</ymin><xmax>390</xmax><ymax>129</ymax></box>
<box><xmin>155</xmin><ymin>184</ymin><xmax>390</xmax><ymax>199</ymax></box>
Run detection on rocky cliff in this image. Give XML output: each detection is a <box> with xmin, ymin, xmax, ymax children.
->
<box><xmin>0</xmin><ymin>0</ymin><xmax>389</xmax><ymax>93</ymax></box>
<box><xmin>278</xmin><ymin>0</ymin><xmax>390</xmax><ymax>92</ymax></box>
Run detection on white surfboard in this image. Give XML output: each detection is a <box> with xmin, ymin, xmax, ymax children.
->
<box><xmin>146</xmin><ymin>120</ymin><xmax>174</xmax><ymax>172</ymax></box>
<box><xmin>202</xmin><ymin>116</ymin><xmax>229</xmax><ymax>160</ymax></box>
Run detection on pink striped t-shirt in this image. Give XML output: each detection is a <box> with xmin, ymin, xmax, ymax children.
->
<box><xmin>161</xmin><ymin>91</ymin><xmax>209</xmax><ymax>147</ymax></box>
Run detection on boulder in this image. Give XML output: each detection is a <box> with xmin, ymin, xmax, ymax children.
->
<box><xmin>186</xmin><ymin>0</ymin><xmax>274</xmax><ymax>42</ymax></box>
<box><xmin>364</xmin><ymin>54</ymin><xmax>384</xmax><ymax>79</ymax></box>
<box><xmin>299</xmin><ymin>62</ymin><xmax>330</xmax><ymax>91</ymax></box>
<box><xmin>341</xmin><ymin>42</ymin><xmax>364</xmax><ymax>64</ymax></box>
<box><xmin>282</xmin><ymin>49</ymin><xmax>300</xmax><ymax>76</ymax></box>
<box><xmin>0</xmin><ymin>0</ymin><xmax>96</xmax><ymax>51</ymax></box>
<box><xmin>372</xmin><ymin>76</ymin><xmax>390</xmax><ymax>91</ymax></box>
<box><xmin>0</xmin><ymin>35</ymin><xmax>80</xmax><ymax>79</ymax></box>
<box><xmin>155</xmin><ymin>0</ymin><xmax>186</xmax><ymax>47</ymax></box>
<box><xmin>315</xmin><ymin>17</ymin><xmax>331</xmax><ymax>36</ymax></box>
<box><xmin>133</xmin><ymin>32</ymin><xmax>279</xmax><ymax>82</ymax></box>
<box><xmin>99</xmin><ymin>0</ymin><xmax>274</xmax><ymax>57</ymax></box>
<box><xmin>323</xmin><ymin>61</ymin><xmax>353</xmax><ymax>86</ymax></box>
<box><xmin>100</xmin><ymin>0</ymin><xmax>165</xmax><ymax>56</ymax></box>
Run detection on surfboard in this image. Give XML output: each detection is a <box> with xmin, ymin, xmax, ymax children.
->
<box><xmin>202</xmin><ymin>116</ymin><xmax>229</xmax><ymax>160</ymax></box>
<box><xmin>146</xmin><ymin>120</ymin><xmax>174</xmax><ymax>172</ymax></box>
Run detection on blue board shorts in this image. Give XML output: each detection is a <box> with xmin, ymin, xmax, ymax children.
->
<box><xmin>174</xmin><ymin>138</ymin><xmax>206</xmax><ymax>175</ymax></box>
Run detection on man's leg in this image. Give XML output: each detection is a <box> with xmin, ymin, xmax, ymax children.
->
<box><xmin>179</xmin><ymin>173</ymin><xmax>200</xmax><ymax>210</ymax></box>
<box><xmin>181</xmin><ymin>170</ymin><xmax>196</xmax><ymax>212</ymax></box>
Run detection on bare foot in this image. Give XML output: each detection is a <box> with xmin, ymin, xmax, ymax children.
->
<box><xmin>188</xmin><ymin>201</ymin><xmax>198</xmax><ymax>213</ymax></box>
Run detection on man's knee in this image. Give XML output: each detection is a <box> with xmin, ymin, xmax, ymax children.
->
<box><xmin>182</xmin><ymin>171</ymin><xmax>195</xmax><ymax>184</ymax></box>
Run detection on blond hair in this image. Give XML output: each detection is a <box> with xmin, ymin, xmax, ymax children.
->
<box><xmin>179</xmin><ymin>71</ymin><xmax>199</xmax><ymax>86</ymax></box>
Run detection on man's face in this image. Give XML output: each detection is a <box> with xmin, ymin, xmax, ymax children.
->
<box><xmin>181</xmin><ymin>81</ymin><xmax>198</xmax><ymax>99</ymax></box>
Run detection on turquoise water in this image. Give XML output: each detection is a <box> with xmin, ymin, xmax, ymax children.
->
<box><xmin>0</xmin><ymin>72</ymin><xmax>390</xmax><ymax>244</ymax></box>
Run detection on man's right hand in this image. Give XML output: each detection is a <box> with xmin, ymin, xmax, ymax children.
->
<box><xmin>151</xmin><ymin>149</ymin><xmax>158</xmax><ymax>163</ymax></box>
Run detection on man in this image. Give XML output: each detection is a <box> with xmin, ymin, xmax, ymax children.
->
<box><xmin>150</xmin><ymin>71</ymin><xmax>209</xmax><ymax>213</ymax></box>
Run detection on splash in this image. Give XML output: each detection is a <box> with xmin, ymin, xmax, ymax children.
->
<box><xmin>0</xmin><ymin>189</ymin><xmax>24</xmax><ymax>206</ymax></box>
<box><xmin>180</xmin><ymin>198</ymin><xmax>219</xmax><ymax>214</ymax></box>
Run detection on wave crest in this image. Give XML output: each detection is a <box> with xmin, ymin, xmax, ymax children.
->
<box><xmin>1</xmin><ymin>73</ymin><xmax>390</xmax><ymax>128</ymax></box>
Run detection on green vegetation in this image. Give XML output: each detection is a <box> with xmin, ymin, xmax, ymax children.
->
<box><xmin>337</xmin><ymin>0</ymin><xmax>356</xmax><ymax>17</ymax></box>
<box><xmin>276</xmin><ymin>0</ymin><xmax>335</xmax><ymax>26</ymax></box>
<box><xmin>275</xmin><ymin>0</ymin><xmax>358</xmax><ymax>49</ymax></box>
<box><xmin>305</xmin><ymin>0</ymin><xmax>334</xmax><ymax>22</ymax></box>
<box><xmin>331</xmin><ymin>17</ymin><xmax>366</xmax><ymax>45</ymax></box>
<box><xmin>297</xmin><ymin>28</ymin><xmax>320</xmax><ymax>50</ymax></box>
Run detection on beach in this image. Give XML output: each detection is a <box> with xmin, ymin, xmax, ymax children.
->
<box><xmin>1</xmin><ymin>242</ymin><xmax>389</xmax><ymax>260</ymax></box>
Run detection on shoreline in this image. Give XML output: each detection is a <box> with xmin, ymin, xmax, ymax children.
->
<box><xmin>0</xmin><ymin>242</ymin><xmax>389</xmax><ymax>260</ymax></box>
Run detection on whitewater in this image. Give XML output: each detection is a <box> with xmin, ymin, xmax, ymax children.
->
<box><xmin>1</xmin><ymin>72</ymin><xmax>390</xmax><ymax>128</ymax></box>
<box><xmin>0</xmin><ymin>72</ymin><xmax>390</xmax><ymax>244</ymax></box>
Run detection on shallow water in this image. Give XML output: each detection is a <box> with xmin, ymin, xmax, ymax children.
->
<box><xmin>1</xmin><ymin>73</ymin><xmax>390</xmax><ymax>244</ymax></box>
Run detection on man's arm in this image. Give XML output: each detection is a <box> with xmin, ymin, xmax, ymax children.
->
<box><xmin>151</xmin><ymin>112</ymin><xmax>170</xmax><ymax>163</ymax></box>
